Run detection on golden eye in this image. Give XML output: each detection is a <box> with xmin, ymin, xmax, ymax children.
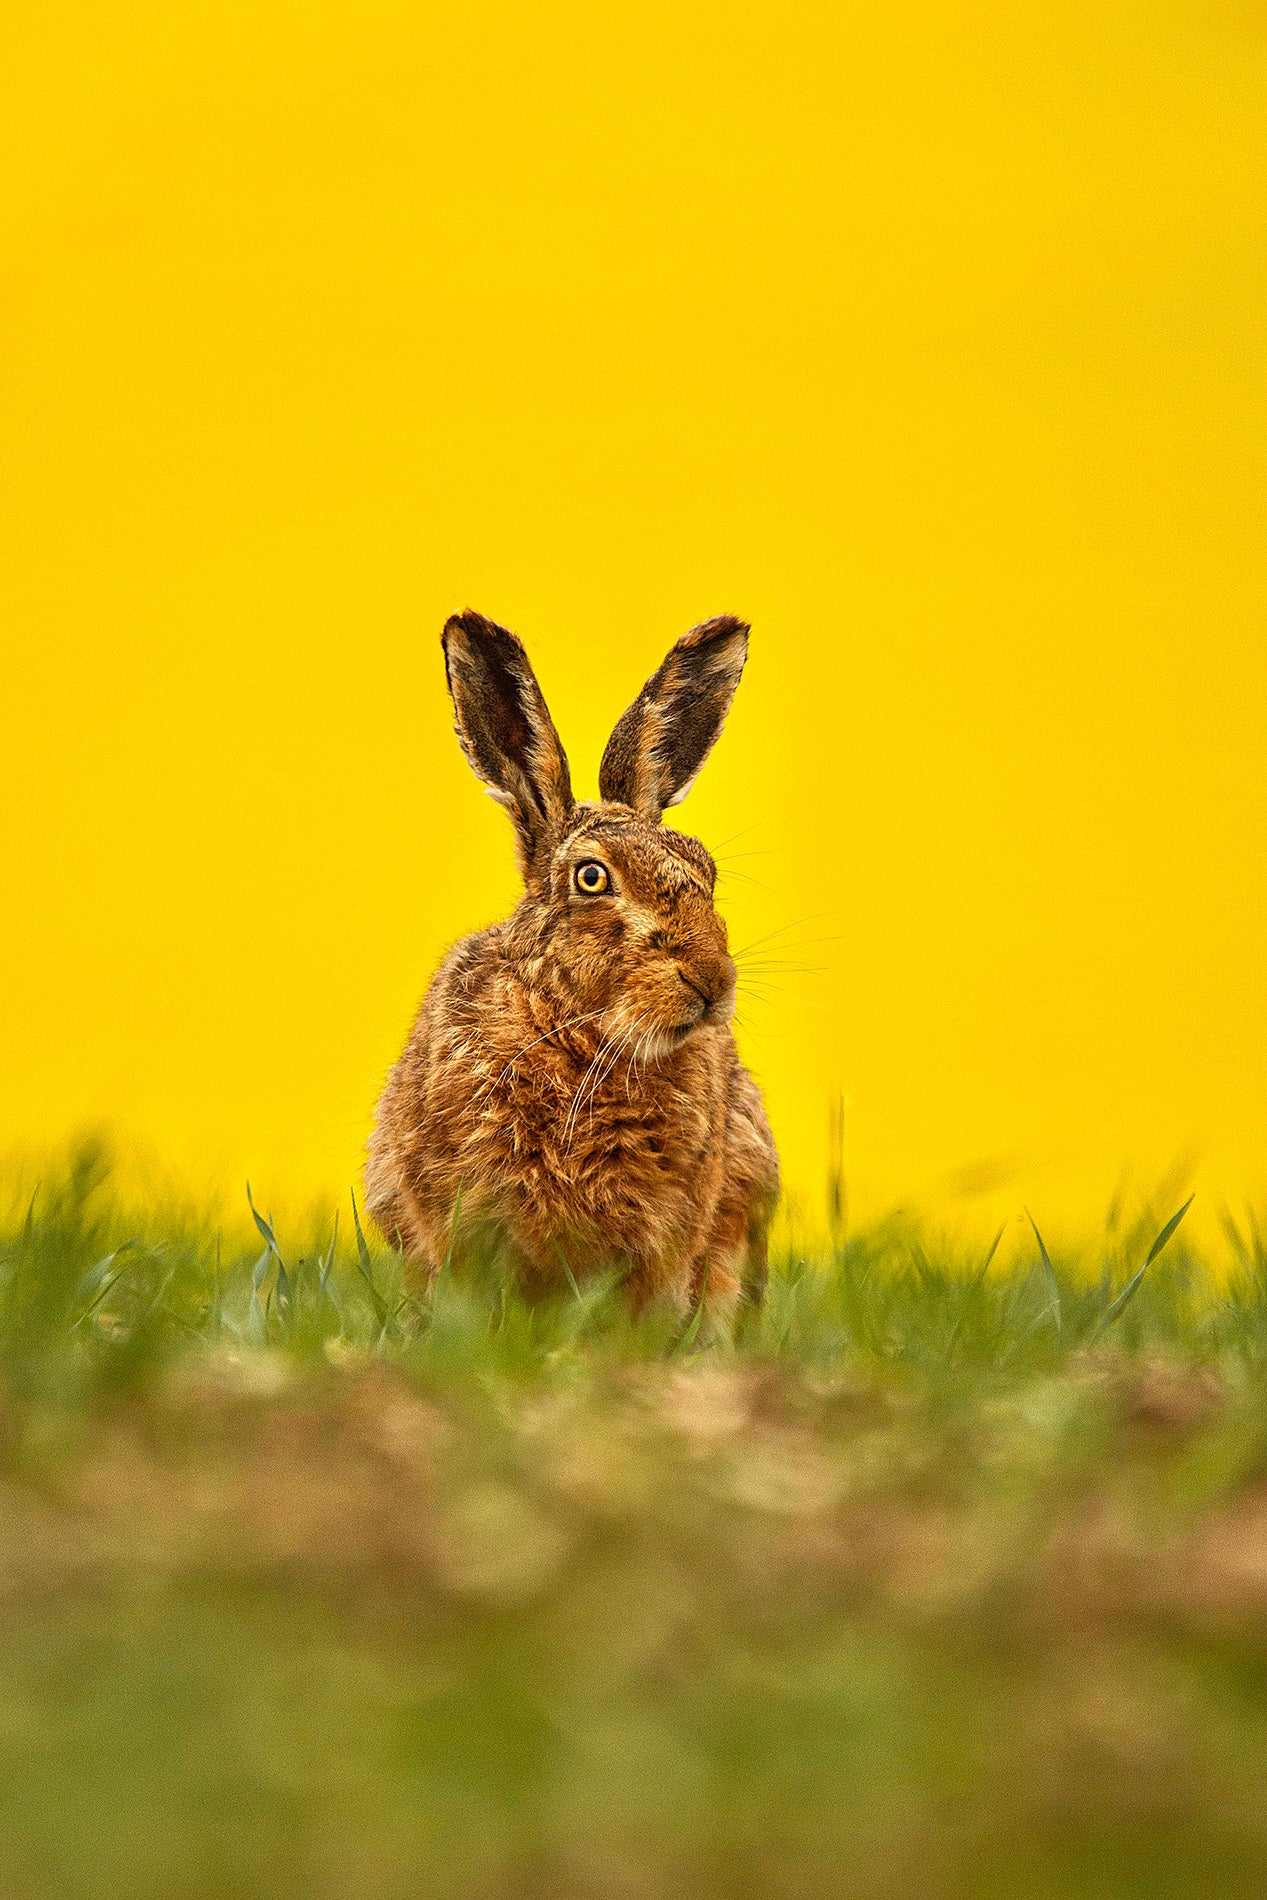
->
<box><xmin>574</xmin><ymin>860</ymin><xmax>610</xmax><ymax>895</ymax></box>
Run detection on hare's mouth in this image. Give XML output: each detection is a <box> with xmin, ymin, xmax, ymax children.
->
<box><xmin>626</xmin><ymin>1018</ymin><xmax>700</xmax><ymax>1061</ymax></box>
<box><xmin>673</xmin><ymin>971</ymin><xmax>716</xmax><ymax>1029</ymax></box>
<box><xmin>666</xmin><ymin>1013</ymin><xmax>708</xmax><ymax>1042</ymax></box>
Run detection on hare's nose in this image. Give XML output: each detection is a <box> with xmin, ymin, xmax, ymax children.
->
<box><xmin>677</xmin><ymin>970</ymin><xmax>714</xmax><ymax>1009</ymax></box>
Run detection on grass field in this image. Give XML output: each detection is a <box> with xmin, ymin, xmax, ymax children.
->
<box><xmin>5</xmin><ymin>1148</ymin><xmax>1267</xmax><ymax>1898</ymax></box>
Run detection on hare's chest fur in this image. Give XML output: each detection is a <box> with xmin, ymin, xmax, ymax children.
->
<box><xmin>464</xmin><ymin>987</ymin><xmax>727</xmax><ymax>1266</ymax></box>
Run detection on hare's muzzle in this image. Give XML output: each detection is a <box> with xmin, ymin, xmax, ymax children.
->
<box><xmin>675</xmin><ymin>958</ymin><xmax>736</xmax><ymax>1028</ymax></box>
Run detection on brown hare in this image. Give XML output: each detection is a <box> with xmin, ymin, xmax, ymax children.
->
<box><xmin>365</xmin><ymin>611</ymin><xmax>778</xmax><ymax>1315</ymax></box>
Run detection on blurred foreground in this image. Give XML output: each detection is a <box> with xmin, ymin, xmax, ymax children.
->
<box><xmin>4</xmin><ymin>1151</ymin><xmax>1267</xmax><ymax>1896</ymax></box>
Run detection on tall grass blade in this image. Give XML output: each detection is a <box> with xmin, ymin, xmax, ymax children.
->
<box><xmin>249</xmin><ymin>1245</ymin><xmax>271</xmax><ymax>1343</ymax></box>
<box><xmin>1220</xmin><ymin>1207</ymin><xmax>1248</xmax><ymax>1267</ymax></box>
<box><xmin>349</xmin><ymin>1189</ymin><xmax>388</xmax><ymax>1323</ymax></box>
<box><xmin>1027</xmin><ymin>1212</ymin><xmax>1061</xmax><ymax>1331</ymax></box>
<box><xmin>72</xmin><ymin>1242</ymin><xmax>140</xmax><ymax>1329</ymax></box>
<box><xmin>554</xmin><ymin>1244</ymin><xmax>583</xmax><ymax>1304</ymax></box>
<box><xmin>319</xmin><ymin>1213</ymin><xmax>339</xmax><ymax>1295</ymax></box>
<box><xmin>1091</xmin><ymin>1193</ymin><xmax>1195</xmax><ymax>1339</ymax></box>
<box><xmin>245</xmin><ymin>1184</ymin><xmax>287</xmax><ymax>1339</ymax></box>
<box><xmin>1142</xmin><ymin>1193</ymin><xmax>1196</xmax><ymax>1273</ymax></box>
<box><xmin>677</xmin><ymin>1294</ymin><xmax>706</xmax><ymax>1353</ymax></box>
<box><xmin>945</xmin><ymin>1224</ymin><xmax>1006</xmax><ymax>1354</ymax></box>
<box><xmin>245</xmin><ymin>1183</ymin><xmax>283</xmax><ymax>1262</ymax></box>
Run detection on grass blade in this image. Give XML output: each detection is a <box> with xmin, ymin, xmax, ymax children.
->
<box><xmin>248</xmin><ymin>1244</ymin><xmax>272</xmax><ymax>1341</ymax></box>
<box><xmin>945</xmin><ymin>1224</ymin><xmax>1006</xmax><ymax>1355</ymax></box>
<box><xmin>979</xmin><ymin>1223</ymin><xmax>1006</xmax><ymax>1279</ymax></box>
<box><xmin>72</xmin><ymin>1242</ymin><xmax>141</xmax><ymax>1330</ymax></box>
<box><xmin>1142</xmin><ymin>1193</ymin><xmax>1196</xmax><ymax>1273</ymax></box>
<box><xmin>1091</xmin><ymin>1194</ymin><xmax>1195</xmax><ymax>1339</ymax></box>
<box><xmin>245</xmin><ymin>1183</ymin><xmax>283</xmax><ymax>1261</ymax></box>
<box><xmin>677</xmin><ymin>1294</ymin><xmax>706</xmax><ymax>1353</ymax></box>
<box><xmin>319</xmin><ymin>1213</ymin><xmax>339</xmax><ymax>1295</ymax></box>
<box><xmin>1090</xmin><ymin>1263</ymin><xmax>1148</xmax><ymax>1339</ymax></box>
<box><xmin>349</xmin><ymin>1190</ymin><xmax>388</xmax><ymax>1323</ymax></box>
<box><xmin>1027</xmin><ymin>1212</ymin><xmax>1061</xmax><ymax>1331</ymax></box>
<box><xmin>553</xmin><ymin>1243</ymin><xmax>583</xmax><ymax>1304</ymax></box>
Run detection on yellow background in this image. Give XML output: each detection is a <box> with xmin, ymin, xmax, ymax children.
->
<box><xmin>3</xmin><ymin>1</ymin><xmax>1265</xmax><ymax>1233</ymax></box>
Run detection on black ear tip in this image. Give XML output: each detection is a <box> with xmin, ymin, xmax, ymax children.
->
<box><xmin>677</xmin><ymin>613</ymin><xmax>751</xmax><ymax>652</ymax></box>
<box><xmin>442</xmin><ymin>611</ymin><xmax>527</xmax><ymax>662</ymax></box>
<box><xmin>443</xmin><ymin>609</ymin><xmax>490</xmax><ymax>645</ymax></box>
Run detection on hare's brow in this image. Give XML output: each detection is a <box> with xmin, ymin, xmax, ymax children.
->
<box><xmin>571</xmin><ymin>818</ymin><xmax>633</xmax><ymax>845</ymax></box>
<box><xmin>661</xmin><ymin>833</ymin><xmax>716</xmax><ymax>884</ymax></box>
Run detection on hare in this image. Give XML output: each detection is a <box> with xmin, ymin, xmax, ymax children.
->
<box><xmin>365</xmin><ymin>611</ymin><xmax>778</xmax><ymax>1315</ymax></box>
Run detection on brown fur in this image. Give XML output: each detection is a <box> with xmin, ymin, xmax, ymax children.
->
<box><xmin>366</xmin><ymin>612</ymin><xmax>779</xmax><ymax>1316</ymax></box>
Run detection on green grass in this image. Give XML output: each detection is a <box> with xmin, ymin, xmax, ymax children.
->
<box><xmin>5</xmin><ymin>1146</ymin><xmax>1267</xmax><ymax>1897</ymax></box>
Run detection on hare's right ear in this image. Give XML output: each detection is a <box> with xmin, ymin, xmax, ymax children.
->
<box><xmin>442</xmin><ymin>612</ymin><xmax>574</xmax><ymax>880</ymax></box>
<box><xmin>599</xmin><ymin>615</ymin><xmax>749</xmax><ymax>820</ymax></box>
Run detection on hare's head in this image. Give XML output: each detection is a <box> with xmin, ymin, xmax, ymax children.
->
<box><xmin>442</xmin><ymin>610</ymin><xmax>749</xmax><ymax>1054</ymax></box>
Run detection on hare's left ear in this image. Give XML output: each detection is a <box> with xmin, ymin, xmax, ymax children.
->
<box><xmin>598</xmin><ymin>615</ymin><xmax>749</xmax><ymax>820</ymax></box>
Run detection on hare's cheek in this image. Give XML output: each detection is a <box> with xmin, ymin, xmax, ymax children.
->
<box><xmin>630</xmin><ymin>965</ymin><xmax>686</xmax><ymax>1021</ymax></box>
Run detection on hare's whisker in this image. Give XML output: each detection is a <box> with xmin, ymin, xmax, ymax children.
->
<box><xmin>625</xmin><ymin>1019</ymin><xmax>658</xmax><ymax>1099</ymax></box>
<box><xmin>710</xmin><ymin>820</ymin><xmax>769</xmax><ymax>853</ymax></box>
<box><xmin>564</xmin><ymin>1026</ymin><xmax>630</xmax><ymax>1144</ymax></box>
<box><xmin>734</xmin><ymin>937</ymin><xmax>840</xmax><ymax>964</ymax></box>
<box><xmin>732</xmin><ymin>914</ymin><xmax>833</xmax><ymax>960</ymax></box>
<box><xmin>482</xmin><ymin>1008</ymin><xmax>607</xmax><ymax>1098</ymax></box>
<box><xmin>637</xmin><ymin>1027</ymin><xmax>658</xmax><ymax>1085</ymax></box>
<box><xmin>563</xmin><ymin>1039</ymin><xmax>611</xmax><ymax>1146</ymax></box>
<box><xmin>565</xmin><ymin>1021</ymin><xmax>639</xmax><ymax>1147</ymax></box>
<box><xmin>734</xmin><ymin>956</ymin><xmax>824</xmax><ymax>973</ymax></box>
<box><xmin>583</xmin><ymin>1023</ymin><xmax>641</xmax><ymax>1132</ymax></box>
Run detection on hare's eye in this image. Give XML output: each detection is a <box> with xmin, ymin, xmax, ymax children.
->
<box><xmin>574</xmin><ymin>860</ymin><xmax>610</xmax><ymax>895</ymax></box>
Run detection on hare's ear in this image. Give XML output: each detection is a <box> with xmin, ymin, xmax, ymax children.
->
<box><xmin>598</xmin><ymin>615</ymin><xmax>749</xmax><ymax>820</ymax></box>
<box><xmin>442</xmin><ymin>611</ymin><xmax>574</xmax><ymax>878</ymax></box>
